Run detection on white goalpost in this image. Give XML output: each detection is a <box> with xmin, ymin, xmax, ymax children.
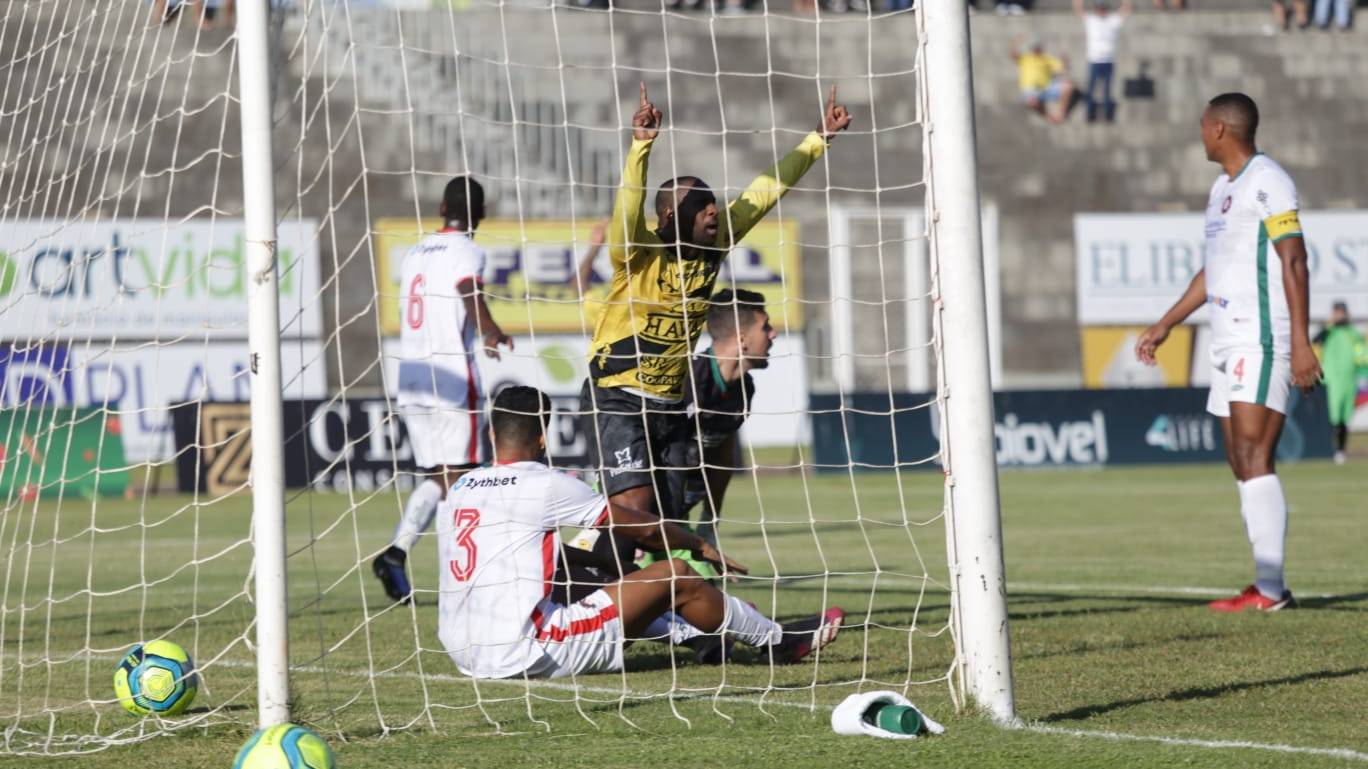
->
<box><xmin>919</xmin><ymin>0</ymin><xmax>1014</xmax><ymax>723</ymax></box>
<box><xmin>0</xmin><ymin>0</ymin><xmax>1010</xmax><ymax>753</ymax></box>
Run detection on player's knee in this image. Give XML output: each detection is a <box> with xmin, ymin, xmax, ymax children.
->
<box><xmin>665</xmin><ymin>558</ymin><xmax>705</xmax><ymax>591</ymax></box>
<box><xmin>1231</xmin><ymin>442</ymin><xmax>1272</xmax><ymax>478</ymax></box>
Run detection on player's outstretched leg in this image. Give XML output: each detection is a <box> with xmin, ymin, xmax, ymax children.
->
<box><xmin>373</xmin><ymin>476</ymin><xmax>445</xmax><ymax>603</ymax></box>
<box><xmin>1210</xmin><ymin>403</ymin><xmax>1294</xmax><ymax>613</ymax></box>
<box><xmin>605</xmin><ymin>559</ymin><xmax>843</xmax><ymax>664</ymax></box>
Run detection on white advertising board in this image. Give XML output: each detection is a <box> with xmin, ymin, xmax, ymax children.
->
<box><xmin>1076</xmin><ymin>211</ymin><xmax>1368</xmax><ymax>325</ymax></box>
<box><xmin>0</xmin><ymin>340</ymin><xmax>327</xmax><ymax>462</ymax></box>
<box><xmin>0</xmin><ymin>219</ymin><xmax>322</xmax><ymax>339</ymax></box>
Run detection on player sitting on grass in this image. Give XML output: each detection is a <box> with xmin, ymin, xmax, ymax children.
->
<box><xmin>437</xmin><ymin>386</ymin><xmax>844</xmax><ymax>680</ymax></box>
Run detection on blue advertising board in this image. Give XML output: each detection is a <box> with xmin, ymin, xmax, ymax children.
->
<box><xmin>810</xmin><ymin>388</ymin><xmax>1333</xmax><ymax>471</ymax></box>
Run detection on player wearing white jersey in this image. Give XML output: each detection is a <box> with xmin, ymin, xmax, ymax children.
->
<box><xmin>1136</xmin><ymin>93</ymin><xmax>1321</xmax><ymax>613</ymax></box>
<box><xmin>437</xmin><ymin>386</ymin><xmax>844</xmax><ymax>679</ymax></box>
<box><xmin>373</xmin><ymin>177</ymin><xmax>513</xmax><ymax>604</ymax></box>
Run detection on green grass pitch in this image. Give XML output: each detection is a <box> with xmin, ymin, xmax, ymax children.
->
<box><xmin>0</xmin><ymin>461</ymin><xmax>1363</xmax><ymax>768</ymax></box>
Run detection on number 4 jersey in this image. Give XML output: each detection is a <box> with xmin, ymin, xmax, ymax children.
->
<box><xmin>1203</xmin><ymin>153</ymin><xmax>1303</xmax><ymax>360</ymax></box>
<box><xmin>436</xmin><ymin>461</ymin><xmax>609</xmax><ymax>679</ymax></box>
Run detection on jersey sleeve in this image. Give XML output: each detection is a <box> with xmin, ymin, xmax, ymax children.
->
<box><xmin>722</xmin><ymin>132</ymin><xmax>827</xmax><ymax>244</ymax></box>
<box><xmin>608</xmin><ymin>139</ymin><xmax>662</xmax><ymax>268</ymax></box>
<box><xmin>452</xmin><ymin>243</ymin><xmax>487</xmax><ymax>287</ymax></box>
<box><xmin>541</xmin><ymin>471</ymin><xmax>609</xmax><ymax>530</ymax></box>
<box><xmin>1253</xmin><ymin>167</ymin><xmax>1302</xmax><ymax>243</ymax></box>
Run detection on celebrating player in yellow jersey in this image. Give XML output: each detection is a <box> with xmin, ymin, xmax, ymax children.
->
<box><xmin>577</xmin><ymin>83</ymin><xmax>850</xmax><ymax>574</ymax></box>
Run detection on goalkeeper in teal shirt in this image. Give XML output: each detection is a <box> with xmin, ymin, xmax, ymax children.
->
<box><xmin>1313</xmin><ymin>301</ymin><xmax>1368</xmax><ymax>464</ymax></box>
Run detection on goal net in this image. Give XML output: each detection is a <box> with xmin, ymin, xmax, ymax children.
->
<box><xmin>0</xmin><ymin>0</ymin><xmax>1007</xmax><ymax>754</ymax></box>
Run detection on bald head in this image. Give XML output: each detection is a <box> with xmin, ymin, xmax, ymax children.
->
<box><xmin>654</xmin><ymin>175</ymin><xmax>719</xmax><ymax>248</ymax></box>
<box><xmin>1207</xmin><ymin>92</ymin><xmax>1259</xmax><ymax>143</ymax></box>
<box><xmin>655</xmin><ymin>176</ymin><xmax>708</xmax><ymax>217</ymax></box>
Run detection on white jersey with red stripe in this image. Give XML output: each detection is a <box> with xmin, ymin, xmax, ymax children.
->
<box><xmin>396</xmin><ymin>229</ymin><xmax>485</xmax><ymax>410</ymax></box>
<box><xmin>436</xmin><ymin>461</ymin><xmax>609</xmax><ymax>679</ymax></box>
<box><xmin>1203</xmin><ymin>153</ymin><xmax>1303</xmax><ymax>360</ymax></box>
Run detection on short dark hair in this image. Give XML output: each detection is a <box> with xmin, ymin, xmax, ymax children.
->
<box><xmin>490</xmin><ymin>386</ymin><xmax>552</xmax><ymax>449</ymax></box>
<box><xmin>442</xmin><ymin>176</ymin><xmax>485</xmax><ymax>227</ymax></box>
<box><xmin>707</xmin><ymin>288</ymin><xmax>767</xmax><ymax>340</ymax></box>
<box><xmin>1208</xmin><ymin>93</ymin><xmax>1259</xmax><ymax>142</ymax></box>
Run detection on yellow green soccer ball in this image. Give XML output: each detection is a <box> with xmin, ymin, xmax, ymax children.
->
<box><xmin>232</xmin><ymin>724</ymin><xmax>336</xmax><ymax>769</ymax></box>
<box><xmin>112</xmin><ymin>640</ymin><xmax>198</xmax><ymax>716</ymax></box>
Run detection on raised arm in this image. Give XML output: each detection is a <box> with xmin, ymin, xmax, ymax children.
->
<box><xmin>1135</xmin><ymin>269</ymin><xmax>1206</xmax><ymax>365</ymax></box>
<box><xmin>608</xmin><ymin>84</ymin><xmax>663</xmax><ymax>267</ymax></box>
<box><xmin>1119</xmin><ymin>0</ymin><xmax>1133</xmax><ymax>17</ymax></box>
<box><xmin>1073</xmin><ymin>0</ymin><xmax>1085</xmax><ymax>16</ymax></box>
<box><xmin>723</xmin><ymin>85</ymin><xmax>852</xmax><ymax>243</ymax></box>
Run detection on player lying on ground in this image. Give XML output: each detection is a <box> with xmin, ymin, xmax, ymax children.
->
<box><xmin>579</xmin><ymin>82</ymin><xmax>850</xmax><ymax>575</ymax></box>
<box><xmin>1135</xmin><ymin>92</ymin><xmax>1321</xmax><ymax>613</ymax></box>
<box><xmin>437</xmin><ymin>386</ymin><xmax>844</xmax><ymax>679</ymax></box>
<box><xmin>374</xmin><ymin>176</ymin><xmax>513</xmax><ymax>604</ymax></box>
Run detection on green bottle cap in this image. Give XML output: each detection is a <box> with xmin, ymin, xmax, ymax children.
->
<box><xmin>875</xmin><ymin>704</ymin><xmax>922</xmax><ymax>735</ymax></box>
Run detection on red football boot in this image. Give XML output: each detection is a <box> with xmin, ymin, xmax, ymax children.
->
<box><xmin>1208</xmin><ymin>584</ymin><xmax>1294</xmax><ymax>613</ymax></box>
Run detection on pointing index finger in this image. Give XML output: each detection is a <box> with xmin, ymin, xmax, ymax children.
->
<box><xmin>639</xmin><ymin>81</ymin><xmax>648</xmax><ymax>107</ymax></box>
<box><xmin>826</xmin><ymin>84</ymin><xmax>837</xmax><ymax>110</ymax></box>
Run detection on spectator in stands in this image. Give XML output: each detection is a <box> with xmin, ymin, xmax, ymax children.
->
<box><xmin>1272</xmin><ymin>0</ymin><xmax>1310</xmax><ymax>30</ymax></box>
<box><xmin>1312</xmin><ymin>0</ymin><xmax>1352</xmax><ymax>29</ymax></box>
<box><xmin>1074</xmin><ymin>0</ymin><xmax>1130</xmax><ymax>124</ymax></box>
<box><xmin>1151</xmin><ymin>0</ymin><xmax>1184</xmax><ymax>10</ymax></box>
<box><xmin>1010</xmin><ymin>38</ymin><xmax>1074</xmax><ymax>124</ymax></box>
<box><xmin>151</xmin><ymin>0</ymin><xmax>234</xmax><ymax>30</ymax></box>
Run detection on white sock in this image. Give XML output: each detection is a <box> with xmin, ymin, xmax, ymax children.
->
<box><xmin>643</xmin><ymin>612</ymin><xmax>703</xmax><ymax>644</ymax></box>
<box><xmin>391</xmin><ymin>479</ymin><xmax>444</xmax><ymax>553</ymax></box>
<box><xmin>721</xmin><ymin>595</ymin><xmax>781</xmax><ymax>647</ymax></box>
<box><xmin>1239</xmin><ymin>474</ymin><xmax>1287</xmax><ymax>599</ymax></box>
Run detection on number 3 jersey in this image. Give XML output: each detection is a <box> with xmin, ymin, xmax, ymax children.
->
<box><xmin>396</xmin><ymin>230</ymin><xmax>486</xmax><ymax>409</ymax></box>
<box><xmin>1203</xmin><ymin>154</ymin><xmax>1303</xmax><ymax>360</ymax></box>
<box><xmin>436</xmin><ymin>461</ymin><xmax>609</xmax><ymax>679</ymax></box>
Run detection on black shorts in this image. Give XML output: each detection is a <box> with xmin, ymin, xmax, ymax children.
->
<box><xmin>579</xmin><ymin>379</ymin><xmax>690</xmax><ymax>518</ymax></box>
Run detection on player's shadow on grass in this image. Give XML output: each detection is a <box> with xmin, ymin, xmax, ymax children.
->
<box><xmin>1042</xmin><ymin>665</ymin><xmax>1368</xmax><ymax>723</ymax></box>
<box><xmin>1294</xmin><ymin>592</ymin><xmax>1368</xmax><ymax>612</ymax></box>
<box><xmin>1005</xmin><ymin>592</ymin><xmax>1211</xmax><ymax>622</ymax></box>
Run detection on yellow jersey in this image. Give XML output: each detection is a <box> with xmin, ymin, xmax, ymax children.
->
<box><xmin>589</xmin><ymin>132</ymin><xmax>826</xmax><ymax>400</ymax></box>
<box><xmin>1017</xmin><ymin>53</ymin><xmax>1063</xmax><ymax>92</ymax></box>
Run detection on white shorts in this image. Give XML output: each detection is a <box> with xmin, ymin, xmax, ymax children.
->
<box><xmin>527</xmin><ymin>589</ymin><xmax>624</xmax><ymax>679</ymax></box>
<box><xmin>1206</xmin><ymin>348</ymin><xmax>1292</xmax><ymax>417</ymax></box>
<box><xmin>398</xmin><ymin>400</ymin><xmax>486</xmax><ymax>469</ymax></box>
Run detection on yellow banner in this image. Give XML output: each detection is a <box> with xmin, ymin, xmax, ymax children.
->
<box><xmin>1081</xmin><ymin>326</ymin><xmax>1194</xmax><ymax>388</ymax></box>
<box><xmin>375</xmin><ymin>218</ymin><xmax>802</xmax><ymax>336</ymax></box>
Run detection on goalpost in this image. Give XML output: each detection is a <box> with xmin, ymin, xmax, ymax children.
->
<box><xmin>0</xmin><ymin>0</ymin><xmax>1009</xmax><ymax>753</ymax></box>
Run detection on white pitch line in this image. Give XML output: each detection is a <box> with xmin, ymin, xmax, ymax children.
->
<box><xmin>781</xmin><ymin>573</ymin><xmax>1353</xmax><ymax>600</ymax></box>
<box><xmin>1022</xmin><ymin>723</ymin><xmax>1368</xmax><ymax>763</ymax></box>
<box><xmin>18</xmin><ymin>653</ymin><xmax>1368</xmax><ymax>762</ymax></box>
<box><xmin>1011</xmin><ymin>582</ymin><xmax>1345</xmax><ymax>599</ymax></box>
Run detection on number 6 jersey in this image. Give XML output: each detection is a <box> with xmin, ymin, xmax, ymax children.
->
<box><xmin>436</xmin><ymin>461</ymin><xmax>609</xmax><ymax>679</ymax></box>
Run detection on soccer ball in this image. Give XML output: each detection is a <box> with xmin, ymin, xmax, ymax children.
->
<box><xmin>112</xmin><ymin>640</ymin><xmax>198</xmax><ymax>716</ymax></box>
<box><xmin>232</xmin><ymin>724</ymin><xmax>335</xmax><ymax>769</ymax></box>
